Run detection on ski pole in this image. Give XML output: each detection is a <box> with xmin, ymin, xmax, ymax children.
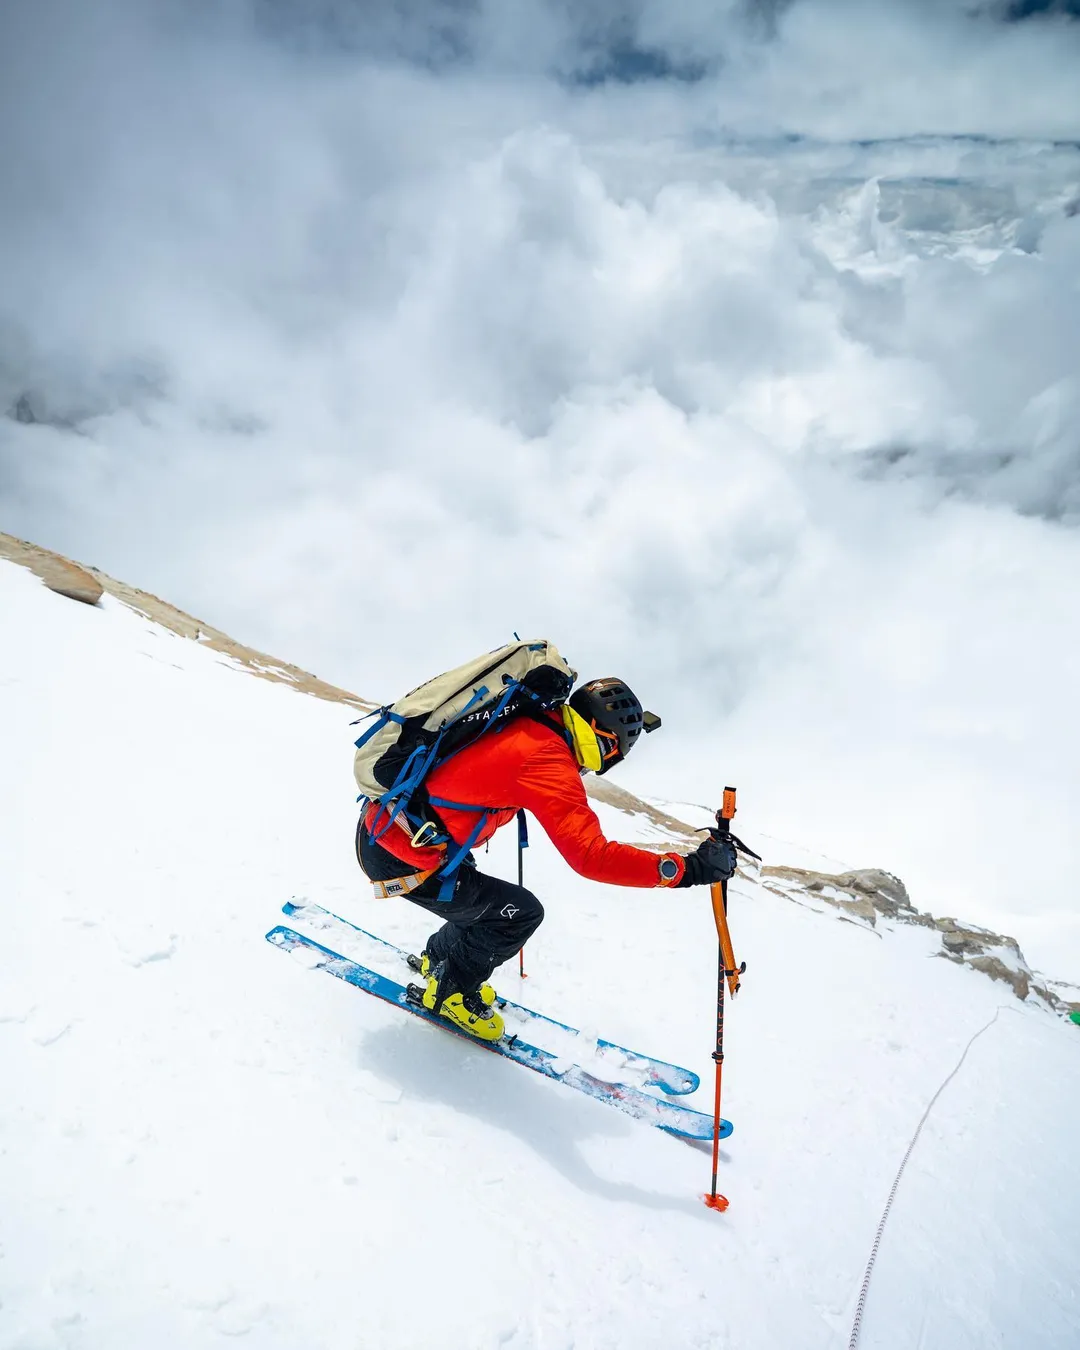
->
<box><xmin>517</xmin><ymin>809</ymin><xmax>528</xmax><ymax>979</ymax></box>
<box><xmin>704</xmin><ymin>785</ymin><xmax>746</xmax><ymax>1213</ymax></box>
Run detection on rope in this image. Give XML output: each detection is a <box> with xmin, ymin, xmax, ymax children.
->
<box><xmin>847</xmin><ymin>1007</ymin><xmax>1004</xmax><ymax>1350</ymax></box>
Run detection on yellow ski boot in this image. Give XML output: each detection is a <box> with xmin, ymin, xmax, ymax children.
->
<box><xmin>421</xmin><ymin>967</ymin><xmax>504</xmax><ymax>1042</ymax></box>
<box><xmin>417</xmin><ymin>953</ymin><xmax>496</xmax><ymax>1008</ymax></box>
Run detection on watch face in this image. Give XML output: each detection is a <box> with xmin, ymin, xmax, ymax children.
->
<box><xmin>659</xmin><ymin>857</ymin><xmax>679</xmax><ymax>881</ymax></box>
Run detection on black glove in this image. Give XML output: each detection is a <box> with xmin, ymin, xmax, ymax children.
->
<box><xmin>677</xmin><ymin>834</ymin><xmax>738</xmax><ymax>888</ymax></box>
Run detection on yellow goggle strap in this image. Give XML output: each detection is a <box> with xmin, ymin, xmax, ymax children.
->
<box><xmin>562</xmin><ymin>704</ymin><xmax>603</xmax><ymax>773</ymax></box>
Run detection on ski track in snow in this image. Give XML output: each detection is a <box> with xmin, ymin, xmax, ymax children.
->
<box><xmin>1</xmin><ymin>558</ymin><xmax>1079</xmax><ymax>1349</ymax></box>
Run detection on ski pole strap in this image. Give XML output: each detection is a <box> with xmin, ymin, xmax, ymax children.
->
<box><xmin>371</xmin><ymin>867</ymin><xmax>441</xmax><ymax>900</ymax></box>
<box><xmin>710</xmin><ymin>881</ymin><xmax>743</xmax><ymax>997</ymax></box>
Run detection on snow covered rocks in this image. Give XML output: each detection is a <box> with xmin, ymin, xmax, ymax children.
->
<box><xmin>761</xmin><ymin>862</ymin><xmax>929</xmax><ymax>930</ymax></box>
<box><xmin>758</xmin><ymin>861</ymin><xmax>1068</xmax><ymax>1008</ymax></box>
<box><xmin>934</xmin><ymin>918</ymin><xmax>1034</xmax><ymax>1001</ymax></box>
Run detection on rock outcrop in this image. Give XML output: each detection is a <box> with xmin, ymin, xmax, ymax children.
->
<box><xmin>759</xmin><ymin>860</ymin><xmax>1061</xmax><ymax>1008</ymax></box>
<box><xmin>0</xmin><ymin>533</ymin><xmax>373</xmax><ymax>712</ymax></box>
<box><xmin>0</xmin><ymin>535</ymin><xmax>104</xmax><ymax>606</ymax></box>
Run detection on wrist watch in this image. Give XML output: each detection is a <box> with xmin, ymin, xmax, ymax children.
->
<box><xmin>658</xmin><ymin>856</ymin><xmax>680</xmax><ymax>884</ymax></box>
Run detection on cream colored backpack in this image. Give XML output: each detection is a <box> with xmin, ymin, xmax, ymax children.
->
<box><xmin>353</xmin><ymin>639</ymin><xmax>577</xmax><ymax>855</ymax></box>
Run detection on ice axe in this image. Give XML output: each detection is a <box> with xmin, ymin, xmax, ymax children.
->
<box><xmin>703</xmin><ymin>785</ymin><xmax>757</xmax><ymax>1212</ymax></box>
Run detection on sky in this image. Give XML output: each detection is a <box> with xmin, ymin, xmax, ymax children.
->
<box><xmin>1</xmin><ymin>0</ymin><xmax>1079</xmax><ymax>974</ymax></box>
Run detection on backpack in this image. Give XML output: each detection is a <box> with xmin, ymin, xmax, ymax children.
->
<box><xmin>352</xmin><ymin>639</ymin><xmax>577</xmax><ymax>894</ymax></box>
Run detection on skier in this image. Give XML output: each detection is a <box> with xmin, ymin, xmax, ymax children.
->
<box><xmin>356</xmin><ymin>676</ymin><xmax>738</xmax><ymax>1041</ymax></box>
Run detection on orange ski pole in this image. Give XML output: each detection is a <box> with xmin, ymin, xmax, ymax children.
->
<box><xmin>704</xmin><ymin>786</ymin><xmax>746</xmax><ymax>1212</ymax></box>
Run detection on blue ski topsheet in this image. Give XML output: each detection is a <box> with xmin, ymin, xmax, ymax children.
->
<box><xmin>266</xmin><ymin>924</ymin><xmax>732</xmax><ymax>1143</ymax></box>
<box><xmin>282</xmin><ymin>900</ymin><xmax>700</xmax><ymax>1097</ymax></box>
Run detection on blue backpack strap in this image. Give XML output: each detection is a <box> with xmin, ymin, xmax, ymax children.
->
<box><xmin>487</xmin><ymin>678</ymin><xmax>521</xmax><ymax>723</ymax></box>
<box><xmin>367</xmin><ymin>676</ymin><xmax>533</xmax><ymax>901</ymax></box>
<box><xmin>517</xmin><ymin>809</ymin><xmax>529</xmax><ymax>851</ymax></box>
<box><xmin>367</xmin><ymin>686</ymin><xmax>495</xmax><ymax>838</ymax></box>
<box><xmin>432</xmin><ymin>678</ymin><xmax>522</xmax><ymax>771</ymax></box>
<box><xmin>352</xmin><ymin>707</ymin><xmax>405</xmax><ymax>750</ymax></box>
<box><xmin>370</xmin><ymin>727</ymin><xmax>455</xmax><ymax>841</ymax></box>
<box><xmin>432</xmin><ymin>808</ymin><xmax>491</xmax><ymax>901</ymax></box>
<box><xmin>449</xmin><ymin>685</ymin><xmax>490</xmax><ymax>721</ymax></box>
<box><xmin>426</xmin><ymin>794</ymin><xmax>490</xmax><ymax>814</ymax></box>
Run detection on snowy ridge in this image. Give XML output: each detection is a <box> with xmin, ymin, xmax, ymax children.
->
<box><xmin>0</xmin><ymin>531</ymin><xmax>374</xmax><ymax>714</ymax></box>
<box><xmin>2</xmin><ymin>543</ymin><xmax>1080</xmax><ymax>1349</ymax></box>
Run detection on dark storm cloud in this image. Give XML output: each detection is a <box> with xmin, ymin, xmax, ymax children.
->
<box><xmin>1004</xmin><ymin>1</ymin><xmax>1080</xmax><ymax>17</ymax></box>
<box><xmin>250</xmin><ymin>0</ymin><xmax>742</xmax><ymax>76</ymax></box>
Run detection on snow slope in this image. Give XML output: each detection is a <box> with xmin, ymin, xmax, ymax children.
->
<box><xmin>2</xmin><ymin>556</ymin><xmax>1079</xmax><ymax>1350</ymax></box>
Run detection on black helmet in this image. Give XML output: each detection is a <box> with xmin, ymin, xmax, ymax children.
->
<box><xmin>568</xmin><ymin>678</ymin><xmax>660</xmax><ymax>775</ymax></box>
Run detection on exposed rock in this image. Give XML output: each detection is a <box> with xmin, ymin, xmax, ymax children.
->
<box><xmin>1042</xmin><ymin>976</ymin><xmax>1079</xmax><ymax>1011</ymax></box>
<box><xmin>760</xmin><ymin>860</ymin><xmax>1051</xmax><ymax>1003</ymax></box>
<box><xmin>934</xmin><ymin>915</ymin><xmax>1021</xmax><ymax>950</ymax></box>
<box><xmin>967</xmin><ymin>956</ymin><xmax>1030</xmax><ymax>1002</ymax></box>
<box><xmin>836</xmin><ymin>869</ymin><xmax>912</xmax><ymax>915</ymax></box>
<box><xmin>761</xmin><ymin>863</ymin><xmax>934</xmax><ymax>929</ymax></box>
<box><xmin>0</xmin><ymin>536</ymin><xmax>103</xmax><ymax>605</ymax></box>
<box><xmin>933</xmin><ymin>916</ymin><xmax>1026</xmax><ymax>981</ymax></box>
<box><xmin>934</xmin><ymin>923</ymin><xmax>1037</xmax><ymax>1001</ymax></box>
<box><xmin>831</xmin><ymin>894</ymin><xmax>879</xmax><ymax>925</ymax></box>
<box><xmin>0</xmin><ymin>532</ymin><xmax>372</xmax><ymax>712</ymax></box>
<box><xmin>43</xmin><ymin>558</ymin><xmax>104</xmax><ymax>605</ymax></box>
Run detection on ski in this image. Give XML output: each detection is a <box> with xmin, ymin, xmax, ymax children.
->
<box><xmin>266</xmin><ymin>925</ymin><xmax>731</xmax><ymax>1143</ymax></box>
<box><xmin>282</xmin><ymin>899</ymin><xmax>700</xmax><ymax>1097</ymax></box>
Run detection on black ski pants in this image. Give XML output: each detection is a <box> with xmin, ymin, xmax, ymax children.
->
<box><xmin>356</xmin><ymin>819</ymin><xmax>544</xmax><ymax>992</ymax></box>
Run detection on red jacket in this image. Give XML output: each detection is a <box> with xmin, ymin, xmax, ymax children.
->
<box><xmin>365</xmin><ymin>712</ymin><xmax>685</xmax><ymax>888</ymax></box>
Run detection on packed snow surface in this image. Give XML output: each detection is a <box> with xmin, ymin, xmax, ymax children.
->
<box><xmin>2</xmin><ymin>559</ymin><xmax>1079</xmax><ymax>1349</ymax></box>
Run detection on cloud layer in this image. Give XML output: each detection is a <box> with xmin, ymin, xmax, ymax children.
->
<box><xmin>2</xmin><ymin>0</ymin><xmax>1079</xmax><ymax>971</ymax></box>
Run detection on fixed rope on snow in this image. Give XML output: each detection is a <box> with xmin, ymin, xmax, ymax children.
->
<box><xmin>847</xmin><ymin>1007</ymin><xmax>1006</xmax><ymax>1349</ymax></box>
